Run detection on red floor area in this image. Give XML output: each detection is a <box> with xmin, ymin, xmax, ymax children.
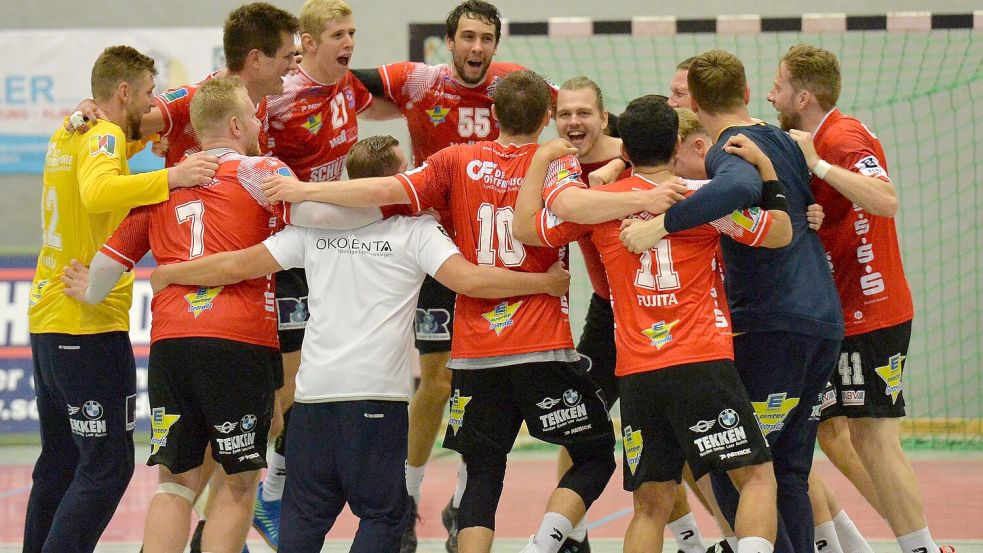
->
<box><xmin>2</xmin><ymin>455</ymin><xmax>981</xmax><ymax>542</ymax></box>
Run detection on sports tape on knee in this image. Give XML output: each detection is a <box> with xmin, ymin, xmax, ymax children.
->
<box><xmin>156</xmin><ymin>482</ymin><xmax>196</xmax><ymax>503</ymax></box>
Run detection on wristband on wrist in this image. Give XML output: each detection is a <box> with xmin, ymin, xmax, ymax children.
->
<box><xmin>760</xmin><ymin>180</ymin><xmax>789</xmax><ymax>212</ymax></box>
<box><xmin>813</xmin><ymin>159</ymin><xmax>833</xmax><ymax>180</ymax></box>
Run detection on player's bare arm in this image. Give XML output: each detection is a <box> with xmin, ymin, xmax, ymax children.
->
<box><xmin>359</xmin><ymin>97</ymin><xmax>402</xmax><ymax>121</ymax></box>
<box><xmin>150</xmin><ymin>243</ymin><xmax>283</xmax><ymax>294</ymax></box>
<box><xmin>619</xmin><ymin>215</ymin><xmax>668</xmax><ymax>255</ymax></box>
<box><xmin>788</xmin><ymin>128</ymin><xmax>898</xmax><ymax>217</ymax></box>
<box><xmin>66</xmin><ymin>98</ymin><xmax>165</xmax><ymax>137</ymax></box>
<box><xmin>587</xmin><ymin>157</ymin><xmax>628</xmax><ymax>187</ymax></box>
<box><xmin>512</xmin><ymin>138</ymin><xmax>577</xmax><ymax>246</ymax></box>
<box><xmin>261</xmin><ymin>174</ymin><xmax>408</xmax><ymax>207</ymax></box>
<box><xmin>166</xmin><ymin>152</ymin><xmax>220</xmax><ymax>190</ymax></box>
<box><xmin>434</xmin><ymin>256</ymin><xmax>570</xmax><ymax>299</ymax></box>
<box><xmin>806</xmin><ymin>203</ymin><xmax>824</xmax><ymax>231</ymax></box>
<box><xmin>551</xmin><ymin>176</ymin><xmax>687</xmax><ymax>225</ymax></box>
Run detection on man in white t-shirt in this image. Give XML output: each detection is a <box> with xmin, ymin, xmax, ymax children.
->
<box><xmin>150</xmin><ymin>136</ymin><xmax>570</xmax><ymax>553</ymax></box>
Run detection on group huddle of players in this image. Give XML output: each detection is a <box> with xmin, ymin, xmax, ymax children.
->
<box><xmin>25</xmin><ymin>1</ymin><xmax>945</xmax><ymax>553</ymax></box>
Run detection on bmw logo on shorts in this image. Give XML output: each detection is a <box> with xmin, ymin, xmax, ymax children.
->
<box><xmin>240</xmin><ymin>414</ymin><xmax>257</xmax><ymax>431</ymax></box>
<box><xmin>718</xmin><ymin>409</ymin><xmax>739</xmax><ymax>429</ymax></box>
<box><xmin>83</xmin><ymin>400</ymin><xmax>104</xmax><ymax>420</ymax></box>
<box><xmin>562</xmin><ymin>389</ymin><xmax>581</xmax><ymax>407</ymax></box>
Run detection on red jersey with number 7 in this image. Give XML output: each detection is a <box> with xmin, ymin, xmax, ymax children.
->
<box><xmin>395</xmin><ymin>141</ymin><xmax>581</xmax><ymax>359</ymax></box>
<box><xmin>100</xmin><ymin>149</ymin><xmax>290</xmax><ymax>347</ymax></box>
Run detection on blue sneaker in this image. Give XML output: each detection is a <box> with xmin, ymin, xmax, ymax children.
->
<box><xmin>253</xmin><ymin>482</ymin><xmax>281</xmax><ymax>550</ymax></box>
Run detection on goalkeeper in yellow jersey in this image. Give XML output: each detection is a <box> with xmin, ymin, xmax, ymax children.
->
<box><xmin>24</xmin><ymin>45</ymin><xmax>217</xmax><ymax>553</ymax></box>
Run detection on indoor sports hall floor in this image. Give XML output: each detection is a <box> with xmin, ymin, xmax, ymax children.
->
<box><xmin>1</xmin><ymin>444</ymin><xmax>981</xmax><ymax>552</ymax></box>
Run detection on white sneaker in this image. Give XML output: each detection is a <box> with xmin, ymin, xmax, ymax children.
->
<box><xmin>519</xmin><ymin>536</ymin><xmax>545</xmax><ymax>553</ymax></box>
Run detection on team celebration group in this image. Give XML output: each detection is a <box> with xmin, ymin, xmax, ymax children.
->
<box><xmin>24</xmin><ymin>1</ymin><xmax>943</xmax><ymax>553</ymax></box>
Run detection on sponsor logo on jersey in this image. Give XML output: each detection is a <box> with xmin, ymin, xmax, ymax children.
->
<box><xmin>301</xmin><ymin>113</ymin><xmax>322</xmax><ymax>134</ymax></box>
<box><xmin>448</xmin><ymin>389</ymin><xmax>471</xmax><ymax>435</ymax></box>
<box><xmin>537</xmin><ymin>397</ymin><xmax>561</xmax><ymax>409</ymax></box>
<box><xmin>88</xmin><ymin>134</ymin><xmax>117</xmax><ymax>157</ymax></box>
<box><xmin>83</xmin><ymin>400</ymin><xmax>103</xmax><ymax>420</ymax></box>
<box><xmin>731</xmin><ymin>207</ymin><xmax>763</xmax><ymax>232</ymax></box>
<box><xmin>276</xmin><ymin>166</ymin><xmax>293</xmax><ymax>177</ymax></box>
<box><xmin>150</xmin><ymin>407</ymin><xmax>181</xmax><ymax>454</ymax></box>
<box><xmin>693</xmin><ymin>423</ymin><xmax>749</xmax><ymax>457</ymax></box>
<box><xmin>277</xmin><ymin>296</ymin><xmax>309</xmax><ymax>330</ymax></box>
<box><xmin>875</xmin><ymin>353</ymin><xmax>905</xmax><ymax>403</ymax></box>
<box><xmin>539</xmin><ymin>402</ymin><xmax>588</xmax><ymax>432</ymax></box>
<box><xmin>751</xmin><ymin>392</ymin><xmax>800</xmax><ymax>436</ymax></box>
<box><xmin>623</xmin><ymin>425</ymin><xmax>643</xmax><ymax>475</ymax></box>
<box><xmin>842</xmin><ymin>389</ymin><xmax>866</xmax><ymax>406</ymax></box>
<box><xmin>415</xmin><ymin>308</ymin><xmax>451</xmax><ymax>341</ymax></box>
<box><xmin>854</xmin><ymin>155</ymin><xmax>887</xmax><ymax>179</ymax></box>
<box><xmin>563</xmin><ymin>389</ymin><xmax>581</xmax><ymax>407</ymax></box>
<box><xmin>67</xmin><ymin>404</ymin><xmax>80</xmax><ymax>416</ymax></box>
<box><xmin>66</xmin><ymin>400</ymin><xmax>108</xmax><ymax>437</ymax></box>
<box><xmin>689</xmin><ymin>419</ymin><xmax>716</xmax><ymax>433</ymax></box>
<box><xmin>426</xmin><ymin>105</ymin><xmax>450</xmax><ymax>126</ymax></box>
<box><xmin>641</xmin><ymin>319</ymin><xmax>679</xmax><ymax>350</ymax></box>
<box><xmin>214</xmin><ymin>420</ymin><xmax>239</xmax><ymax>434</ymax></box>
<box><xmin>344</xmin><ymin>87</ymin><xmax>355</xmax><ymax>108</ymax></box>
<box><xmin>718</xmin><ymin>408</ymin><xmax>739</xmax><ymax>428</ymax></box>
<box><xmin>161</xmin><ymin>88</ymin><xmax>189</xmax><ymax>103</ymax></box>
<box><xmin>482</xmin><ymin>301</ymin><xmax>522</xmax><ymax>335</ymax></box>
<box><xmin>184</xmin><ymin>286</ymin><xmax>223</xmax><ymax>318</ymax></box>
<box><xmin>241</xmin><ymin>414</ymin><xmax>257</xmax><ymax>431</ymax></box>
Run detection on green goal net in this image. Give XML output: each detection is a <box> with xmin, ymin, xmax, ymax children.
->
<box><xmin>419</xmin><ymin>24</ymin><xmax>982</xmax><ymax>448</ymax></box>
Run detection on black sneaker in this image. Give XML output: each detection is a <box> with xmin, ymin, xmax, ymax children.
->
<box><xmin>559</xmin><ymin>533</ymin><xmax>591</xmax><ymax>553</ymax></box>
<box><xmin>400</xmin><ymin>497</ymin><xmax>420</xmax><ymax>553</ymax></box>
<box><xmin>441</xmin><ymin>499</ymin><xmax>459</xmax><ymax>553</ymax></box>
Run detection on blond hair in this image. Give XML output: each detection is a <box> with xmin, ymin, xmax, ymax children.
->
<box><xmin>559</xmin><ymin>76</ymin><xmax>605</xmax><ymax>112</ymax></box>
<box><xmin>675</xmin><ymin>108</ymin><xmax>707</xmax><ymax>142</ymax></box>
<box><xmin>781</xmin><ymin>44</ymin><xmax>841</xmax><ymax>111</ymax></box>
<box><xmin>299</xmin><ymin>0</ymin><xmax>353</xmax><ymax>39</ymax></box>
<box><xmin>91</xmin><ymin>45</ymin><xmax>157</xmax><ymax>102</ymax></box>
<box><xmin>190</xmin><ymin>77</ymin><xmax>250</xmax><ymax>137</ymax></box>
<box><xmin>687</xmin><ymin>50</ymin><xmax>747</xmax><ymax>114</ymax></box>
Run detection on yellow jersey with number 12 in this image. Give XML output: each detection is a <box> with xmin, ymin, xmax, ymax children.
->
<box><xmin>28</xmin><ymin>118</ymin><xmax>169</xmax><ymax>335</ymax></box>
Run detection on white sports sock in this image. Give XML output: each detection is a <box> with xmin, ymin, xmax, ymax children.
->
<box><xmin>567</xmin><ymin>516</ymin><xmax>588</xmax><ymax>541</ymax></box>
<box><xmin>726</xmin><ymin>536</ymin><xmax>740</xmax><ymax>552</ymax></box>
<box><xmin>669</xmin><ymin>512</ymin><xmax>707</xmax><ymax>553</ymax></box>
<box><xmin>405</xmin><ymin>462</ymin><xmax>425</xmax><ymax>503</ymax></box>
<box><xmin>262</xmin><ymin>452</ymin><xmax>286</xmax><ymax>502</ymax></box>
<box><xmin>534</xmin><ymin>512</ymin><xmax>574</xmax><ymax>553</ymax></box>
<box><xmin>897</xmin><ymin>527</ymin><xmax>937</xmax><ymax>553</ymax></box>
<box><xmin>737</xmin><ymin>536</ymin><xmax>774</xmax><ymax>553</ymax></box>
<box><xmin>815</xmin><ymin>520</ymin><xmax>844</xmax><ymax>553</ymax></box>
<box><xmin>452</xmin><ymin>462</ymin><xmax>467</xmax><ymax>509</ymax></box>
<box><xmin>832</xmin><ymin>510</ymin><xmax>875</xmax><ymax>553</ymax></box>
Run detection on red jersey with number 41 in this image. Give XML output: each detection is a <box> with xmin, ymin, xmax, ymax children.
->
<box><xmin>811</xmin><ymin>109</ymin><xmax>913</xmax><ymax>336</ymax></box>
<box><xmin>100</xmin><ymin>149</ymin><xmax>291</xmax><ymax>347</ymax></box>
<box><xmin>537</xmin><ymin>175</ymin><xmax>776</xmax><ymax>376</ymax></box>
<box><xmin>395</xmin><ymin>141</ymin><xmax>581</xmax><ymax>359</ymax></box>
<box><xmin>265</xmin><ymin>67</ymin><xmax>373</xmax><ymax>182</ymax></box>
<box><xmin>155</xmin><ymin>72</ymin><xmax>271</xmax><ymax>168</ymax></box>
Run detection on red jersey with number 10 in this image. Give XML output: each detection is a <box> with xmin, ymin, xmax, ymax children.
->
<box><xmin>395</xmin><ymin>141</ymin><xmax>581</xmax><ymax>359</ymax></box>
<box><xmin>265</xmin><ymin>67</ymin><xmax>373</xmax><ymax>182</ymax></box>
<box><xmin>100</xmin><ymin>149</ymin><xmax>290</xmax><ymax>347</ymax></box>
<box><xmin>811</xmin><ymin>109</ymin><xmax>913</xmax><ymax>336</ymax></box>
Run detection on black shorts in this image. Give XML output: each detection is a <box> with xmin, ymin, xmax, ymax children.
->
<box><xmin>275</xmin><ymin>267</ymin><xmax>310</xmax><ymax>353</ymax></box>
<box><xmin>576</xmin><ymin>293</ymin><xmax>618</xmax><ymax>407</ymax></box>
<box><xmin>147</xmin><ymin>337</ymin><xmax>279</xmax><ymax>475</ymax></box>
<box><xmin>442</xmin><ymin>362</ymin><xmax>614</xmax><ymax>458</ymax></box>
<box><xmin>414</xmin><ymin>275</ymin><xmax>455</xmax><ymax>354</ymax></box>
<box><xmin>618</xmin><ymin>360</ymin><xmax>772</xmax><ymax>488</ymax></box>
<box><xmin>821</xmin><ymin>320</ymin><xmax>911</xmax><ymax>420</ymax></box>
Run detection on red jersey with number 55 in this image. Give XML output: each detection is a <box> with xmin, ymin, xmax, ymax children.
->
<box><xmin>100</xmin><ymin>149</ymin><xmax>290</xmax><ymax>347</ymax></box>
<box><xmin>155</xmin><ymin>72</ymin><xmax>271</xmax><ymax>168</ymax></box>
<box><xmin>265</xmin><ymin>67</ymin><xmax>373</xmax><ymax>182</ymax></box>
<box><xmin>395</xmin><ymin>141</ymin><xmax>581</xmax><ymax>359</ymax></box>
<box><xmin>811</xmin><ymin>109</ymin><xmax>913</xmax><ymax>336</ymax></box>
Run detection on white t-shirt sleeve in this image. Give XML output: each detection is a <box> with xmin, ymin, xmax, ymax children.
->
<box><xmin>407</xmin><ymin>216</ymin><xmax>461</xmax><ymax>276</ymax></box>
<box><xmin>262</xmin><ymin>225</ymin><xmax>307</xmax><ymax>270</ymax></box>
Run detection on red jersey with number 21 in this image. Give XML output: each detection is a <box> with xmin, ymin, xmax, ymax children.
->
<box><xmin>100</xmin><ymin>149</ymin><xmax>290</xmax><ymax>347</ymax></box>
<box><xmin>395</xmin><ymin>142</ymin><xmax>581</xmax><ymax>360</ymax></box>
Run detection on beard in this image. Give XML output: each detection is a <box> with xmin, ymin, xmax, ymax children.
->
<box><xmin>126</xmin><ymin>110</ymin><xmax>144</xmax><ymax>141</ymax></box>
<box><xmin>244</xmin><ymin>139</ymin><xmax>262</xmax><ymax>157</ymax></box>
<box><xmin>777</xmin><ymin>109</ymin><xmax>802</xmax><ymax>132</ymax></box>
<box><xmin>452</xmin><ymin>56</ymin><xmax>490</xmax><ymax>85</ymax></box>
